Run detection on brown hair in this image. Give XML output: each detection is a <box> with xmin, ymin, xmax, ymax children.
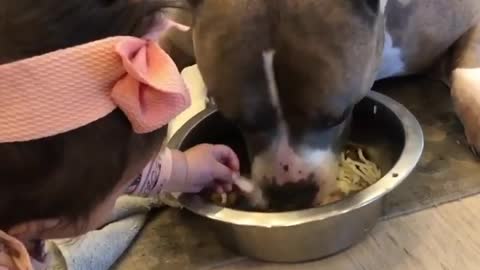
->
<box><xmin>0</xmin><ymin>0</ymin><xmax>183</xmax><ymax>230</ymax></box>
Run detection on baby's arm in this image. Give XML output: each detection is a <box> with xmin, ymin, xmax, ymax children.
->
<box><xmin>125</xmin><ymin>144</ymin><xmax>239</xmax><ymax>197</ymax></box>
<box><xmin>125</xmin><ymin>148</ymin><xmax>187</xmax><ymax>197</ymax></box>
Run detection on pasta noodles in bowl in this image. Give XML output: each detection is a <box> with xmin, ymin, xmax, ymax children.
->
<box><xmin>337</xmin><ymin>144</ymin><xmax>382</xmax><ymax>195</ymax></box>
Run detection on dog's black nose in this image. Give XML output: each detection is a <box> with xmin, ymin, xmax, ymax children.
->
<box><xmin>264</xmin><ymin>180</ymin><xmax>319</xmax><ymax>212</ymax></box>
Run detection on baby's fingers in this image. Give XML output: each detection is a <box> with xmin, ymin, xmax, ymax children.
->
<box><xmin>211</xmin><ymin>162</ymin><xmax>235</xmax><ymax>183</ymax></box>
<box><xmin>211</xmin><ymin>145</ymin><xmax>240</xmax><ymax>172</ymax></box>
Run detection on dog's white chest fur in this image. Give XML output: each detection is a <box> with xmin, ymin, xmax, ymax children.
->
<box><xmin>377</xmin><ymin>31</ymin><xmax>406</xmax><ymax>80</ymax></box>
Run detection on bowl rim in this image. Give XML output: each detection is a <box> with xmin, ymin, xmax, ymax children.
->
<box><xmin>168</xmin><ymin>90</ymin><xmax>424</xmax><ymax>228</ymax></box>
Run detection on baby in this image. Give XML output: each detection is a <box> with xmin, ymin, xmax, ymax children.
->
<box><xmin>0</xmin><ymin>1</ymin><xmax>238</xmax><ymax>269</ymax></box>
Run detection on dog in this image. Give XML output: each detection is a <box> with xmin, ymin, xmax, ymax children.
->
<box><xmin>160</xmin><ymin>0</ymin><xmax>480</xmax><ymax>210</ymax></box>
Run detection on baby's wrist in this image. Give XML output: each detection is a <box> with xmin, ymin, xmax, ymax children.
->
<box><xmin>126</xmin><ymin>148</ymin><xmax>190</xmax><ymax>196</ymax></box>
<box><xmin>161</xmin><ymin>149</ymin><xmax>189</xmax><ymax>192</ymax></box>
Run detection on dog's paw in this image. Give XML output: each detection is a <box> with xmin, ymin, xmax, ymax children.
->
<box><xmin>452</xmin><ymin>68</ymin><xmax>480</xmax><ymax>157</ymax></box>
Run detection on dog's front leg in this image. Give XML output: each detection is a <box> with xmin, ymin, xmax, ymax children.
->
<box><xmin>451</xmin><ymin>23</ymin><xmax>480</xmax><ymax>156</ymax></box>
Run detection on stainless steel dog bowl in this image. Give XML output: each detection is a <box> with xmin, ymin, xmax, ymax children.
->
<box><xmin>168</xmin><ymin>91</ymin><xmax>424</xmax><ymax>263</ymax></box>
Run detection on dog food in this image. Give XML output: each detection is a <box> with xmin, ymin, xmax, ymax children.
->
<box><xmin>210</xmin><ymin>191</ymin><xmax>239</xmax><ymax>206</ymax></box>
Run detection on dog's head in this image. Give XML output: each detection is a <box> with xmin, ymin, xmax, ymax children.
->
<box><xmin>184</xmin><ymin>0</ymin><xmax>387</xmax><ymax>209</ymax></box>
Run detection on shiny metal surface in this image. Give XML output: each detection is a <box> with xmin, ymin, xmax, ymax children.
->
<box><xmin>168</xmin><ymin>91</ymin><xmax>424</xmax><ymax>262</ymax></box>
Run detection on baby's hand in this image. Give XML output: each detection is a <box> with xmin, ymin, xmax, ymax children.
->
<box><xmin>182</xmin><ymin>144</ymin><xmax>240</xmax><ymax>193</ymax></box>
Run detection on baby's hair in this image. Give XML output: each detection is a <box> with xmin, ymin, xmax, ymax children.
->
<box><xmin>0</xmin><ymin>0</ymin><xmax>181</xmax><ymax>230</ymax></box>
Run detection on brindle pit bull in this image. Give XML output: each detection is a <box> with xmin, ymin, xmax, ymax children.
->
<box><xmin>161</xmin><ymin>0</ymin><xmax>480</xmax><ymax>210</ymax></box>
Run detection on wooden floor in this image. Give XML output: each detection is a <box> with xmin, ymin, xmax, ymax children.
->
<box><xmin>114</xmin><ymin>191</ymin><xmax>480</xmax><ymax>270</ymax></box>
<box><xmin>211</xmin><ymin>195</ymin><xmax>480</xmax><ymax>270</ymax></box>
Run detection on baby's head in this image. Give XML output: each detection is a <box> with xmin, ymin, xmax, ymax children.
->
<box><xmin>0</xmin><ymin>0</ymin><xmax>182</xmax><ymax>240</ymax></box>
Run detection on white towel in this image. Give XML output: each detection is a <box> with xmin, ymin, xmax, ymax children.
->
<box><xmin>167</xmin><ymin>64</ymin><xmax>208</xmax><ymax>139</ymax></box>
<box><xmin>47</xmin><ymin>196</ymin><xmax>162</xmax><ymax>270</ymax></box>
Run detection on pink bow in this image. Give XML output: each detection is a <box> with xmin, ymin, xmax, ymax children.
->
<box><xmin>113</xmin><ymin>38</ymin><xmax>191</xmax><ymax>133</ymax></box>
<box><xmin>0</xmin><ymin>36</ymin><xmax>190</xmax><ymax>143</ymax></box>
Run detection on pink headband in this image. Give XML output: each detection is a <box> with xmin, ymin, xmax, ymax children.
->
<box><xmin>0</xmin><ymin>36</ymin><xmax>190</xmax><ymax>143</ymax></box>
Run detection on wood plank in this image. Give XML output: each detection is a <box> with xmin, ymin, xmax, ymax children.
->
<box><xmin>214</xmin><ymin>196</ymin><xmax>480</xmax><ymax>270</ymax></box>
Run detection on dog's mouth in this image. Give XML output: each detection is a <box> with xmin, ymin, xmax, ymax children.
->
<box><xmin>201</xmin><ymin>179</ymin><xmax>320</xmax><ymax>212</ymax></box>
<box><xmin>262</xmin><ymin>180</ymin><xmax>319</xmax><ymax>211</ymax></box>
